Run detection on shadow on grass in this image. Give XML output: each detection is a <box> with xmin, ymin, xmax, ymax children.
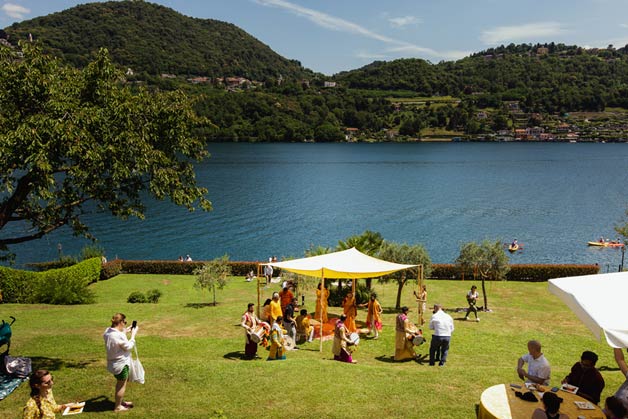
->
<box><xmin>185</xmin><ymin>302</ymin><xmax>217</xmax><ymax>309</ymax></box>
<box><xmin>374</xmin><ymin>353</ymin><xmax>429</xmax><ymax>365</ymax></box>
<box><xmin>83</xmin><ymin>395</ymin><xmax>115</xmax><ymax>413</ymax></box>
<box><xmin>223</xmin><ymin>351</ymin><xmax>264</xmax><ymax>361</ymax></box>
<box><xmin>598</xmin><ymin>365</ymin><xmax>621</xmax><ymax>372</ymax></box>
<box><xmin>29</xmin><ymin>356</ymin><xmax>97</xmax><ymax>371</ymax></box>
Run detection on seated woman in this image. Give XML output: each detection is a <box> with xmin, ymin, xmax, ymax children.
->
<box><xmin>23</xmin><ymin>369</ymin><xmax>71</xmax><ymax>419</ymax></box>
<box><xmin>296</xmin><ymin>309</ymin><xmax>314</xmax><ymax>343</ymax></box>
<box><xmin>332</xmin><ymin>315</ymin><xmax>356</xmax><ymax>364</ymax></box>
<box><xmin>531</xmin><ymin>392</ymin><xmax>569</xmax><ymax>419</ymax></box>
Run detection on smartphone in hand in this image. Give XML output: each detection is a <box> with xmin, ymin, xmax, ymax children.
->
<box><xmin>132</xmin><ymin>320</ymin><xmax>137</xmax><ymax>329</ymax></box>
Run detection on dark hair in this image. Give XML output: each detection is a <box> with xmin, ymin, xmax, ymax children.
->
<box><xmin>541</xmin><ymin>392</ymin><xmax>562</xmax><ymax>414</ymax></box>
<box><xmin>300</xmin><ymin>309</ymin><xmax>307</xmax><ymax>315</ymax></box>
<box><xmin>263</xmin><ymin>298</ymin><xmax>271</xmax><ymax>306</ymax></box>
<box><xmin>29</xmin><ymin>369</ymin><xmax>50</xmax><ymax>397</ymax></box>
<box><xmin>275</xmin><ymin>316</ymin><xmax>283</xmax><ymax>323</ymax></box>
<box><xmin>247</xmin><ymin>303</ymin><xmax>254</xmax><ymax>309</ymax></box>
<box><xmin>401</xmin><ymin>306</ymin><xmax>409</xmax><ymax>313</ymax></box>
<box><xmin>605</xmin><ymin>396</ymin><xmax>627</xmax><ymax>418</ymax></box>
<box><xmin>581</xmin><ymin>350</ymin><xmax>598</xmax><ymax>365</ymax></box>
<box><xmin>339</xmin><ymin>314</ymin><xmax>347</xmax><ymax>321</ymax></box>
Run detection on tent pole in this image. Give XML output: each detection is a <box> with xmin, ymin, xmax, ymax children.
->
<box><xmin>417</xmin><ymin>264</ymin><xmax>423</xmax><ymax>325</ymax></box>
<box><xmin>256</xmin><ymin>263</ymin><xmax>261</xmax><ymax>318</ymax></box>
<box><xmin>319</xmin><ymin>269</ymin><xmax>324</xmax><ymax>353</ymax></box>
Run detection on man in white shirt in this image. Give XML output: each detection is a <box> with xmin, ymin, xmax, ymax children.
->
<box><xmin>517</xmin><ymin>340</ymin><xmax>551</xmax><ymax>385</ymax></box>
<box><xmin>428</xmin><ymin>304</ymin><xmax>454</xmax><ymax>366</ymax></box>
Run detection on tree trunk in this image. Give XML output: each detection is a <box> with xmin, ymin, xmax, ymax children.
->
<box><xmin>481</xmin><ymin>275</ymin><xmax>488</xmax><ymax>311</ymax></box>
<box><xmin>395</xmin><ymin>275</ymin><xmax>407</xmax><ymax>309</ymax></box>
<box><xmin>366</xmin><ymin>278</ymin><xmax>372</xmax><ymax>290</ymax></box>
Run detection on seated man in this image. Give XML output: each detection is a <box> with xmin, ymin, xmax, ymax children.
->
<box><xmin>295</xmin><ymin>309</ymin><xmax>314</xmax><ymax>343</ymax></box>
<box><xmin>282</xmin><ymin>297</ymin><xmax>298</xmax><ymax>349</ymax></box>
<box><xmin>562</xmin><ymin>350</ymin><xmax>604</xmax><ymax>405</ymax></box>
<box><xmin>517</xmin><ymin>340</ymin><xmax>551</xmax><ymax>385</ymax></box>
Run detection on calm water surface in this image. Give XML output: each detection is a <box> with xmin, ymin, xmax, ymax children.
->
<box><xmin>7</xmin><ymin>143</ymin><xmax>628</xmax><ymax>270</ymax></box>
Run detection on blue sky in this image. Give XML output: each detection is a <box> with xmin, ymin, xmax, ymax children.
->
<box><xmin>2</xmin><ymin>0</ymin><xmax>628</xmax><ymax>75</ymax></box>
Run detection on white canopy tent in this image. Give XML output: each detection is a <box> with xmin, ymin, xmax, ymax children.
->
<box><xmin>261</xmin><ymin>247</ymin><xmax>418</xmax><ymax>351</ymax></box>
<box><xmin>548</xmin><ymin>271</ymin><xmax>628</xmax><ymax>348</ymax></box>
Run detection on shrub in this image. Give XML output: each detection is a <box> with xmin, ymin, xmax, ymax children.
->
<box><xmin>0</xmin><ymin>258</ymin><xmax>100</xmax><ymax>304</ymax></box>
<box><xmin>146</xmin><ymin>289</ymin><xmax>162</xmax><ymax>303</ymax></box>
<box><xmin>26</xmin><ymin>255</ymin><xmax>78</xmax><ymax>272</ymax></box>
<box><xmin>328</xmin><ymin>281</ymin><xmax>370</xmax><ymax>307</ymax></box>
<box><xmin>100</xmin><ymin>259</ymin><xmax>123</xmax><ymax>280</ymax></box>
<box><xmin>429</xmin><ymin>263</ymin><xmax>599</xmax><ymax>282</ymax></box>
<box><xmin>127</xmin><ymin>292</ymin><xmax>147</xmax><ymax>303</ymax></box>
<box><xmin>79</xmin><ymin>244</ymin><xmax>105</xmax><ymax>261</ymax></box>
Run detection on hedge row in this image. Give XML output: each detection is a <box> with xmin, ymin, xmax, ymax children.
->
<box><xmin>118</xmin><ymin>260</ymin><xmax>261</xmax><ymax>276</ymax></box>
<box><xmin>430</xmin><ymin>263</ymin><xmax>600</xmax><ymax>282</ymax></box>
<box><xmin>104</xmin><ymin>260</ymin><xmax>599</xmax><ymax>283</ymax></box>
<box><xmin>0</xmin><ymin>257</ymin><xmax>101</xmax><ymax>304</ymax></box>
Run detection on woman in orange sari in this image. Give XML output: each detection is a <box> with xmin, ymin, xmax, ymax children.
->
<box><xmin>314</xmin><ymin>283</ymin><xmax>329</xmax><ymax>323</ymax></box>
<box><xmin>362</xmin><ymin>293</ymin><xmax>383</xmax><ymax>339</ymax></box>
<box><xmin>342</xmin><ymin>292</ymin><xmax>357</xmax><ymax>333</ymax></box>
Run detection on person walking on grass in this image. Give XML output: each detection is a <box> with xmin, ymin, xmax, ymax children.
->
<box><xmin>103</xmin><ymin>313</ymin><xmax>138</xmax><ymax>412</ymax></box>
<box><xmin>464</xmin><ymin>285</ymin><xmax>480</xmax><ymax>322</ymax></box>
<box><xmin>429</xmin><ymin>304</ymin><xmax>454</xmax><ymax>366</ymax></box>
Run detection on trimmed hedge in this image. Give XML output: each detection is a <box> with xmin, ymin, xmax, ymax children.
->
<box><xmin>119</xmin><ymin>260</ymin><xmax>261</xmax><ymax>276</ymax></box>
<box><xmin>430</xmin><ymin>263</ymin><xmax>600</xmax><ymax>282</ymax></box>
<box><xmin>0</xmin><ymin>257</ymin><xmax>101</xmax><ymax>304</ymax></box>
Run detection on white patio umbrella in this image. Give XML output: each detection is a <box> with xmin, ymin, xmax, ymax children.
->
<box><xmin>548</xmin><ymin>271</ymin><xmax>628</xmax><ymax>348</ymax></box>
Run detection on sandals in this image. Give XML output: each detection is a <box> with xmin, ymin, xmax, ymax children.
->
<box><xmin>114</xmin><ymin>405</ymin><xmax>130</xmax><ymax>412</ymax></box>
<box><xmin>122</xmin><ymin>401</ymin><xmax>134</xmax><ymax>408</ymax></box>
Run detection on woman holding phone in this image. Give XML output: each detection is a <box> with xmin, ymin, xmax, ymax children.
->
<box><xmin>103</xmin><ymin>313</ymin><xmax>138</xmax><ymax>412</ymax></box>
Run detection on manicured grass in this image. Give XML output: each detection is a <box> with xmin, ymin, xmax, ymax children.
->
<box><xmin>0</xmin><ymin>275</ymin><xmax>623</xmax><ymax>418</ymax></box>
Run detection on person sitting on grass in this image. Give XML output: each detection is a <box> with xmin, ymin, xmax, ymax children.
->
<box><xmin>562</xmin><ymin>350</ymin><xmax>605</xmax><ymax>405</ymax></box>
<box><xmin>296</xmin><ymin>309</ymin><xmax>314</xmax><ymax>343</ymax></box>
<box><xmin>332</xmin><ymin>314</ymin><xmax>356</xmax><ymax>364</ymax></box>
<box><xmin>22</xmin><ymin>369</ymin><xmax>71</xmax><ymax>419</ymax></box>
<box><xmin>531</xmin><ymin>391</ymin><xmax>569</xmax><ymax>419</ymax></box>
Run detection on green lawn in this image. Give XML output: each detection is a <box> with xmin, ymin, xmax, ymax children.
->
<box><xmin>0</xmin><ymin>275</ymin><xmax>623</xmax><ymax>418</ymax></box>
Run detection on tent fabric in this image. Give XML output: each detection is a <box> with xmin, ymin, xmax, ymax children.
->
<box><xmin>548</xmin><ymin>271</ymin><xmax>628</xmax><ymax>348</ymax></box>
<box><xmin>262</xmin><ymin>247</ymin><xmax>417</xmax><ymax>279</ymax></box>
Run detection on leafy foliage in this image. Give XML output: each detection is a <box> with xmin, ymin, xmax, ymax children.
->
<box><xmin>0</xmin><ymin>42</ymin><xmax>211</xmax><ymax>258</ymax></box>
<box><xmin>4</xmin><ymin>1</ymin><xmax>312</xmax><ymax>81</ymax></box>
<box><xmin>0</xmin><ymin>257</ymin><xmax>100</xmax><ymax>304</ymax></box>
<box><xmin>377</xmin><ymin>241</ymin><xmax>432</xmax><ymax>309</ymax></box>
<box><xmin>127</xmin><ymin>291</ymin><xmax>147</xmax><ymax>303</ymax></box>
<box><xmin>194</xmin><ymin>255</ymin><xmax>231</xmax><ymax>305</ymax></box>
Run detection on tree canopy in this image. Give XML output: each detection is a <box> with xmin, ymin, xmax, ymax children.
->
<box><xmin>0</xmin><ymin>43</ymin><xmax>211</xmax><ymax>259</ymax></box>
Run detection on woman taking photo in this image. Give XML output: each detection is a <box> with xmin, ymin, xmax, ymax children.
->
<box><xmin>103</xmin><ymin>312</ymin><xmax>138</xmax><ymax>412</ymax></box>
<box><xmin>22</xmin><ymin>369</ymin><xmax>69</xmax><ymax>418</ymax></box>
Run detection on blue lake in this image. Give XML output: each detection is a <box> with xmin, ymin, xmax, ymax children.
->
<box><xmin>6</xmin><ymin>142</ymin><xmax>628</xmax><ymax>271</ymax></box>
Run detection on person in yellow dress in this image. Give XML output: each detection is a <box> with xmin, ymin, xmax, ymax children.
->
<box><xmin>394</xmin><ymin>306</ymin><xmax>417</xmax><ymax>361</ymax></box>
<box><xmin>342</xmin><ymin>292</ymin><xmax>358</xmax><ymax>333</ymax></box>
<box><xmin>23</xmin><ymin>370</ymin><xmax>71</xmax><ymax>419</ymax></box>
<box><xmin>269</xmin><ymin>292</ymin><xmax>283</xmax><ymax>325</ymax></box>
<box><xmin>314</xmin><ymin>283</ymin><xmax>329</xmax><ymax>323</ymax></box>
<box><xmin>267</xmin><ymin>316</ymin><xmax>286</xmax><ymax>361</ymax></box>
<box><xmin>360</xmin><ymin>293</ymin><xmax>383</xmax><ymax>339</ymax></box>
<box><xmin>296</xmin><ymin>309</ymin><xmax>314</xmax><ymax>343</ymax></box>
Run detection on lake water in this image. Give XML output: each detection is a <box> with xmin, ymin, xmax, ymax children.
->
<box><xmin>6</xmin><ymin>142</ymin><xmax>628</xmax><ymax>271</ymax></box>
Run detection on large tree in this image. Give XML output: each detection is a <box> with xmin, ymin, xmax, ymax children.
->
<box><xmin>455</xmin><ymin>240</ymin><xmax>510</xmax><ymax>310</ymax></box>
<box><xmin>0</xmin><ymin>43</ymin><xmax>212</xmax><ymax>259</ymax></box>
<box><xmin>377</xmin><ymin>241</ymin><xmax>432</xmax><ymax>309</ymax></box>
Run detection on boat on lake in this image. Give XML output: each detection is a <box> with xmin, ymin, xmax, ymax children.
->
<box><xmin>587</xmin><ymin>241</ymin><xmax>624</xmax><ymax>248</ymax></box>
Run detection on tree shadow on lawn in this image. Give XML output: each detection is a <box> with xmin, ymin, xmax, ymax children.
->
<box><xmin>82</xmin><ymin>395</ymin><xmax>115</xmax><ymax>413</ymax></box>
<box><xmin>29</xmin><ymin>356</ymin><xmax>97</xmax><ymax>372</ymax></box>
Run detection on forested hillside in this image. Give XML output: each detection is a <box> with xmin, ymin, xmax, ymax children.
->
<box><xmin>3</xmin><ymin>2</ymin><xmax>628</xmax><ymax>142</ymax></box>
<box><xmin>3</xmin><ymin>1</ymin><xmax>312</xmax><ymax>81</ymax></box>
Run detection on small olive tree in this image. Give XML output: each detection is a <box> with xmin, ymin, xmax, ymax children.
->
<box><xmin>377</xmin><ymin>241</ymin><xmax>432</xmax><ymax>309</ymax></box>
<box><xmin>194</xmin><ymin>255</ymin><xmax>231</xmax><ymax>306</ymax></box>
<box><xmin>455</xmin><ymin>240</ymin><xmax>510</xmax><ymax>310</ymax></box>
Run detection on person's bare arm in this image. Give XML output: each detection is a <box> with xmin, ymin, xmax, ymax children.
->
<box><xmin>615</xmin><ymin>348</ymin><xmax>628</xmax><ymax>375</ymax></box>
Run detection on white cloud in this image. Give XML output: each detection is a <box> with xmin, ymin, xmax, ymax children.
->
<box><xmin>620</xmin><ymin>23</ymin><xmax>628</xmax><ymax>28</ymax></box>
<box><xmin>480</xmin><ymin>22</ymin><xmax>566</xmax><ymax>45</ymax></box>
<box><xmin>255</xmin><ymin>0</ymin><xmax>458</xmax><ymax>62</ymax></box>
<box><xmin>1</xmin><ymin>3</ymin><xmax>30</xmax><ymax>19</ymax></box>
<box><xmin>388</xmin><ymin>16</ymin><xmax>420</xmax><ymax>28</ymax></box>
<box><xmin>355</xmin><ymin>51</ymin><xmax>388</xmax><ymax>60</ymax></box>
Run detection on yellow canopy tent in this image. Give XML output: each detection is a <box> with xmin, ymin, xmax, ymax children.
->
<box><xmin>261</xmin><ymin>247</ymin><xmax>417</xmax><ymax>352</ymax></box>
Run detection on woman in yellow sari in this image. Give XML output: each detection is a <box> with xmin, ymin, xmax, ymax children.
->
<box><xmin>394</xmin><ymin>306</ymin><xmax>417</xmax><ymax>361</ymax></box>
<box><xmin>314</xmin><ymin>283</ymin><xmax>329</xmax><ymax>323</ymax></box>
<box><xmin>342</xmin><ymin>292</ymin><xmax>357</xmax><ymax>333</ymax></box>
<box><xmin>267</xmin><ymin>316</ymin><xmax>286</xmax><ymax>361</ymax></box>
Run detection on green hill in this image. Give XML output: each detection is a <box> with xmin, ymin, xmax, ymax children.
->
<box><xmin>3</xmin><ymin>0</ymin><xmax>313</xmax><ymax>81</ymax></box>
